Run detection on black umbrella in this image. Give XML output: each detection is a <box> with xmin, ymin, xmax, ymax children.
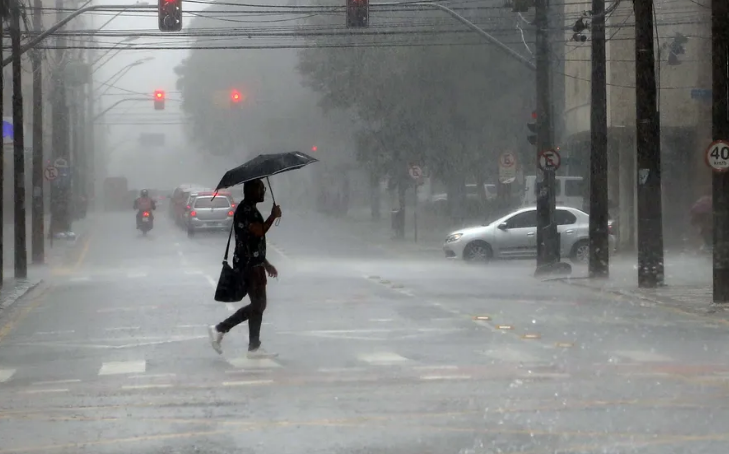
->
<box><xmin>214</xmin><ymin>152</ymin><xmax>319</xmax><ymax>220</ymax></box>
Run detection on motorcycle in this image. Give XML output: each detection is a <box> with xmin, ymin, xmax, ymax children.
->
<box><xmin>138</xmin><ymin>210</ymin><xmax>154</xmax><ymax>235</ymax></box>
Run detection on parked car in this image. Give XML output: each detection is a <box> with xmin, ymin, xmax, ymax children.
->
<box><xmin>443</xmin><ymin>206</ymin><xmax>616</xmax><ymax>264</ymax></box>
<box><xmin>184</xmin><ymin>191</ymin><xmax>236</xmax><ymax>237</ymax></box>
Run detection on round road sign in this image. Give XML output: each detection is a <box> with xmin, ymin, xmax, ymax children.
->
<box><xmin>538</xmin><ymin>149</ymin><xmax>561</xmax><ymax>171</ymax></box>
<box><xmin>499</xmin><ymin>152</ymin><xmax>516</xmax><ymax>169</ymax></box>
<box><xmin>44</xmin><ymin>166</ymin><xmax>58</xmax><ymax>181</ymax></box>
<box><xmin>409</xmin><ymin>165</ymin><xmax>423</xmax><ymax>180</ymax></box>
<box><xmin>705</xmin><ymin>140</ymin><xmax>729</xmax><ymax>172</ymax></box>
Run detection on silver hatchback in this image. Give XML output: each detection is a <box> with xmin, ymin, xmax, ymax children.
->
<box><xmin>186</xmin><ymin>194</ymin><xmax>235</xmax><ymax>236</ymax></box>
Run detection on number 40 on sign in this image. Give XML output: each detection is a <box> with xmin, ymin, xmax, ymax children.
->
<box><xmin>706</xmin><ymin>140</ymin><xmax>729</xmax><ymax>173</ymax></box>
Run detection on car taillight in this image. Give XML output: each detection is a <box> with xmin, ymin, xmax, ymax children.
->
<box><xmin>143</xmin><ymin>211</ymin><xmax>150</xmax><ymax>217</ymax></box>
<box><xmin>228</xmin><ymin>210</ymin><xmax>234</xmax><ymax>216</ymax></box>
<box><xmin>190</xmin><ymin>211</ymin><xmax>197</xmax><ymax>217</ymax></box>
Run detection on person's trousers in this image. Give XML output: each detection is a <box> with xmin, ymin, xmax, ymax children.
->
<box><xmin>216</xmin><ymin>265</ymin><xmax>268</xmax><ymax>350</ymax></box>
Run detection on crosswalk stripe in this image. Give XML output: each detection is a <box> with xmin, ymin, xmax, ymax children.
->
<box><xmin>0</xmin><ymin>369</ymin><xmax>16</xmax><ymax>383</ymax></box>
<box><xmin>227</xmin><ymin>357</ymin><xmax>282</xmax><ymax>369</ymax></box>
<box><xmin>614</xmin><ymin>350</ymin><xmax>673</xmax><ymax>362</ymax></box>
<box><xmin>358</xmin><ymin>352</ymin><xmax>410</xmax><ymax>365</ymax></box>
<box><xmin>98</xmin><ymin>361</ymin><xmax>146</xmax><ymax>376</ymax></box>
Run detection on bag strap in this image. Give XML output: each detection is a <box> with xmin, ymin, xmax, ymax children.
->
<box><xmin>223</xmin><ymin>224</ymin><xmax>234</xmax><ymax>262</ymax></box>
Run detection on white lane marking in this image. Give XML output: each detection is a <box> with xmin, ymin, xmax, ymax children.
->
<box><xmin>420</xmin><ymin>375</ymin><xmax>472</xmax><ymax>381</ymax></box>
<box><xmin>35</xmin><ymin>330</ymin><xmax>75</xmax><ymax>336</ymax></box>
<box><xmin>204</xmin><ymin>274</ymin><xmax>217</xmax><ymax>289</ymax></box>
<box><xmin>0</xmin><ymin>369</ymin><xmax>17</xmax><ymax>383</ymax></box>
<box><xmin>358</xmin><ymin>352</ymin><xmax>410</xmax><ymax>365</ymax></box>
<box><xmin>127</xmin><ymin>271</ymin><xmax>148</xmax><ymax>279</ymax></box>
<box><xmin>122</xmin><ymin>384</ymin><xmax>173</xmax><ymax>390</ymax></box>
<box><xmin>318</xmin><ymin>367</ymin><xmax>367</xmax><ymax>373</ymax></box>
<box><xmin>613</xmin><ymin>350</ymin><xmax>673</xmax><ymax>362</ymax></box>
<box><xmin>480</xmin><ymin>347</ymin><xmax>539</xmax><ymax>363</ymax></box>
<box><xmin>128</xmin><ymin>373</ymin><xmax>176</xmax><ymax>379</ymax></box>
<box><xmin>176</xmin><ymin>324</ymin><xmax>207</xmax><ymax>328</ymax></box>
<box><xmin>227</xmin><ymin>357</ymin><xmax>282</xmax><ymax>369</ymax></box>
<box><xmin>104</xmin><ymin>326</ymin><xmax>141</xmax><ymax>332</ymax></box>
<box><xmin>97</xmin><ymin>306</ymin><xmax>158</xmax><ymax>313</ymax></box>
<box><xmin>98</xmin><ymin>361</ymin><xmax>146</xmax><ymax>376</ymax></box>
<box><xmin>22</xmin><ymin>388</ymin><xmax>69</xmax><ymax>394</ymax></box>
<box><xmin>32</xmin><ymin>379</ymin><xmax>81</xmax><ymax>386</ymax></box>
<box><xmin>184</xmin><ymin>269</ymin><xmax>203</xmax><ymax>275</ymax></box>
<box><xmin>225</xmin><ymin>303</ymin><xmax>236</xmax><ymax>312</ymax></box>
<box><xmin>519</xmin><ymin>372</ymin><xmax>571</xmax><ymax>379</ymax></box>
<box><xmin>413</xmin><ymin>365</ymin><xmax>459</xmax><ymax>371</ymax></box>
<box><xmin>70</xmin><ymin>276</ymin><xmax>91</xmax><ymax>282</ymax></box>
<box><xmin>222</xmin><ymin>380</ymin><xmax>274</xmax><ymax>386</ymax></box>
<box><xmin>369</xmin><ymin>318</ymin><xmax>394</xmax><ymax>322</ymax></box>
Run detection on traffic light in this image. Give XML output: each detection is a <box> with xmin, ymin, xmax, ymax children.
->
<box><xmin>154</xmin><ymin>90</ymin><xmax>165</xmax><ymax>110</ymax></box>
<box><xmin>527</xmin><ymin>110</ymin><xmax>537</xmax><ymax>146</ymax></box>
<box><xmin>230</xmin><ymin>89</ymin><xmax>242</xmax><ymax>108</ymax></box>
<box><xmin>311</xmin><ymin>146</ymin><xmax>318</xmax><ymax>152</ymax></box>
<box><xmin>346</xmin><ymin>0</ymin><xmax>369</xmax><ymax>28</ymax></box>
<box><xmin>158</xmin><ymin>0</ymin><xmax>182</xmax><ymax>32</ymax></box>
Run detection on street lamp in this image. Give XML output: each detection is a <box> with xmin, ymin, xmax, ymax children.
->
<box><xmin>96</xmin><ymin>57</ymin><xmax>154</xmax><ymax>97</ymax></box>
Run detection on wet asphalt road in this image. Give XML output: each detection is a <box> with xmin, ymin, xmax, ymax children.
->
<box><xmin>0</xmin><ymin>208</ymin><xmax>728</xmax><ymax>453</ymax></box>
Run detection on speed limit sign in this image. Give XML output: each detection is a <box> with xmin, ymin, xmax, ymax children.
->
<box><xmin>705</xmin><ymin>140</ymin><xmax>729</xmax><ymax>172</ymax></box>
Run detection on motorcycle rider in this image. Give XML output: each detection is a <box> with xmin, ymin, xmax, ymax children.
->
<box><xmin>133</xmin><ymin>189</ymin><xmax>156</xmax><ymax>229</ymax></box>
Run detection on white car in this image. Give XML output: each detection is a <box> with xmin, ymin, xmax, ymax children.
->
<box><xmin>443</xmin><ymin>206</ymin><xmax>616</xmax><ymax>263</ymax></box>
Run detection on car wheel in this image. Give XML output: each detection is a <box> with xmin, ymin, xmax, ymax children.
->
<box><xmin>570</xmin><ymin>240</ymin><xmax>589</xmax><ymax>263</ymax></box>
<box><xmin>463</xmin><ymin>241</ymin><xmax>493</xmax><ymax>263</ymax></box>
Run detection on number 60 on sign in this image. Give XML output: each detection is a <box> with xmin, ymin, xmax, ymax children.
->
<box><xmin>706</xmin><ymin>140</ymin><xmax>729</xmax><ymax>172</ymax></box>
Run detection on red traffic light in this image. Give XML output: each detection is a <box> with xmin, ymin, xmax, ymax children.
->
<box><xmin>231</xmin><ymin>89</ymin><xmax>242</xmax><ymax>102</ymax></box>
<box><xmin>154</xmin><ymin>90</ymin><xmax>165</xmax><ymax>100</ymax></box>
<box><xmin>531</xmin><ymin>110</ymin><xmax>537</xmax><ymax>120</ymax></box>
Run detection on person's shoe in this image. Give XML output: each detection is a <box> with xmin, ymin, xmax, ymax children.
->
<box><xmin>208</xmin><ymin>325</ymin><xmax>224</xmax><ymax>354</ymax></box>
<box><xmin>247</xmin><ymin>345</ymin><xmax>278</xmax><ymax>359</ymax></box>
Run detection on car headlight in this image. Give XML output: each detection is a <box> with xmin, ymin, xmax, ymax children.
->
<box><xmin>445</xmin><ymin>233</ymin><xmax>463</xmax><ymax>243</ymax></box>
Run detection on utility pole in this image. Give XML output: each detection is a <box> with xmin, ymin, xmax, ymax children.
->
<box><xmin>51</xmin><ymin>0</ymin><xmax>71</xmax><ymax>237</ymax></box>
<box><xmin>711</xmin><ymin>0</ymin><xmax>729</xmax><ymax>303</ymax></box>
<box><xmin>588</xmin><ymin>0</ymin><xmax>609</xmax><ymax>277</ymax></box>
<box><xmin>31</xmin><ymin>0</ymin><xmax>44</xmax><ymax>265</ymax></box>
<box><xmin>0</xmin><ymin>10</ymin><xmax>4</xmax><ymax>286</ymax></box>
<box><xmin>534</xmin><ymin>0</ymin><xmax>564</xmax><ymax>275</ymax></box>
<box><xmin>11</xmin><ymin>0</ymin><xmax>28</xmax><ymax>279</ymax></box>
<box><xmin>634</xmin><ymin>0</ymin><xmax>664</xmax><ymax>288</ymax></box>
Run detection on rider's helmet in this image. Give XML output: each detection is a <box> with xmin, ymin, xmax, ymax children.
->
<box><xmin>140</xmin><ymin>189</ymin><xmax>148</xmax><ymax>197</ymax></box>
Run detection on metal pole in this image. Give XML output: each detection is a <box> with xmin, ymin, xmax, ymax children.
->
<box><xmin>11</xmin><ymin>2</ymin><xmax>28</xmax><ymax>279</ymax></box>
<box><xmin>0</xmin><ymin>12</ymin><xmax>4</xmax><ymax>285</ymax></box>
<box><xmin>51</xmin><ymin>0</ymin><xmax>71</xmax><ymax>236</ymax></box>
<box><xmin>712</xmin><ymin>0</ymin><xmax>729</xmax><ymax>303</ymax></box>
<box><xmin>589</xmin><ymin>0</ymin><xmax>609</xmax><ymax>277</ymax></box>
<box><xmin>534</xmin><ymin>0</ymin><xmax>560</xmax><ymax>275</ymax></box>
<box><xmin>31</xmin><ymin>0</ymin><xmax>44</xmax><ymax>265</ymax></box>
<box><xmin>634</xmin><ymin>0</ymin><xmax>664</xmax><ymax>288</ymax></box>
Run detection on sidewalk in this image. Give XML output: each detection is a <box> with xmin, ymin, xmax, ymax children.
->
<box><xmin>0</xmin><ymin>214</ymin><xmax>95</xmax><ymax>317</ymax></box>
<box><xmin>551</xmin><ymin>252</ymin><xmax>726</xmax><ymax>318</ymax></box>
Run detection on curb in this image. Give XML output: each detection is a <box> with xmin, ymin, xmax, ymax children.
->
<box><xmin>552</xmin><ymin>277</ymin><xmax>728</xmax><ymax>319</ymax></box>
<box><xmin>0</xmin><ymin>278</ymin><xmax>43</xmax><ymax>315</ymax></box>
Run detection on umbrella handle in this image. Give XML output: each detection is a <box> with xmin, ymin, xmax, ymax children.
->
<box><xmin>266</xmin><ymin>177</ymin><xmax>282</xmax><ymax>226</ymax></box>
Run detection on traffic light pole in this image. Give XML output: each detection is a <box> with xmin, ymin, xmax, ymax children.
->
<box><xmin>11</xmin><ymin>2</ymin><xmax>28</xmax><ymax>279</ymax></box>
<box><xmin>588</xmin><ymin>0</ymin><xmax>609</xmax><ymax>277</ymax></box>
<box><xmin>712</xmin><ymin>0</ymin><xmax>729</xmax><ymax>303</ymax></box>
<box><xmin>31</xmin><ymin>0</ymin><xmax>44</xmax><ymax>265</ymax></box>
<box><xmin>534</xmin><ymin>0</ymin><xmax>564</xmax><ymax>276</ymax></box>
<box><xmin>634</xmin><ymin>0</ymin><xmax>664</xmax><ymax>288</ymax></box>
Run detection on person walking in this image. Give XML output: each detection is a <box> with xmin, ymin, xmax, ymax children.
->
<box><xmin>208</xmin><ymin>179</ymin><xmax>282</xmax><ymax>358</ymax></box>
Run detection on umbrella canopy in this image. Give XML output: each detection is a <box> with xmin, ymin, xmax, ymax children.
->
<box><xmin>214</xmin><ymin>152</ymin><xmax>319</xmax><ymax>192</ymax></box>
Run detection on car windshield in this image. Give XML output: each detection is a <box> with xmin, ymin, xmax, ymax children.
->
<box><xmin>193</xmin><ymin>197</ymin><xmax>231</xmax><ymax>208</ymax></box>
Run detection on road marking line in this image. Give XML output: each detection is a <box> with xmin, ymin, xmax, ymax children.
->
<box><xmin>413</xmin><ymin>365</ymin><xmax>459</xmax><ymax>370</ymax></box>
<box><xmin>97</xmin><ymin>306</ymin><xmax>158</xmax><ymax>313</ymax></box>
<box><xmin>32</xmin><ymin>379</ymin><xmax>81</xmax><ymax>386</ymax></box>
<box><xmin>72</xmin><ymin>233</ymin><xmax>93</xmax><ymax>271</ymax></box>
<box><xmin>318</xmin><ymin>367</ymin><xmax>367</xmax><ymax>373</ymax></box>
<box><xmin>35</xmin><ymin>330</ymin><xmax>75</xmax><ymax>336</ymax></box>
<box><xmin>481</xmin><ymin>347</ymin><xmax>539</xmax><ymax>363</ymax></box>
<box><xmin>127</xmin><ymin>272</ymin><xmax>148</xmax><ymax>279</ymax></box>
<box><xmin>519</xmin><ymin>372</ymin><xmax>571</xmax><ymax>379</ymax></box>
<box><xmin>0</xmin><ymin>369</ymin><xmax>17</xmax><ymax>383</ymax></box>
<box><xmin>184</xmin><ymin>269</ymin><xmax>203</xmax><ymax>275</ymax></box>
<box><xmin>122</xmin><ymin>384</ymin><xmax>173</xmax><ymax>390</ymax></box>
<box><xmin>203</xmin><ymin>274</ymin><xmax>217</xmax><ymax>289</ymax></box>
<box><xmin>614</xmin><ymin>350</ymin><xmax>673</xmax><ymax>362</ymax></box>
<box><xmin>0</xmin><ymin>287</ymin><xmax>49</xmax><ymax>344</ymax></box>
<box><xmin>128</xmin><ymin>373</ymin><xmax>176</xmax><ymax>379</ymax></box>
<box><xmin>22</xmin><ymin>388</ymin><xmax>69</xmax><ymax>394</ymax></box>
<box><xmin>358</xmin><ymin>352</ymin><xmax>410</xmax><ymax>365</ymax></box>
<box><xmin>105</xmin><ymin>326</ymin><xmax>141</xmax><ymax>332</ymax></box>
<box><xmin>267</xmin><ymin>243</ymin><xmax>289</xmax><ymax>260</ymax></box>
<box><xmin>228</xmin><ymin>357</ymin><xmax>281</xmax><ymax>369</ymax></box>
<box><xmin>420</xmin><ymin>375</ymin><xmax>472</xmax><ymax>380</ymax></box>
<box><xmin>368</xmin><ymin>318</ymin><xmax>393</xmax><ymax>322</ymax></box>
<box><xmin>222</xmin><ymin>379</ymin><xmax>274</xmax><ymax>386</ymax></box>
<box><xmin>69</xmin><ymin>276</ymin><xmax>91</xmax><ymax>282</ymax></box>
<box><xmin>99</xmin><ymin>361</ymin><xmax>146</xmax><ymax>376</ymax></box>
<box><xmin>225</xmin><ymin>303</ymin><xmax>236</xmax><ymax>312</ymax></box>
<box><xmin>176</xmin><ymin>324</ymin><xmax>207</xmax><ymax>328</ymax></box>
